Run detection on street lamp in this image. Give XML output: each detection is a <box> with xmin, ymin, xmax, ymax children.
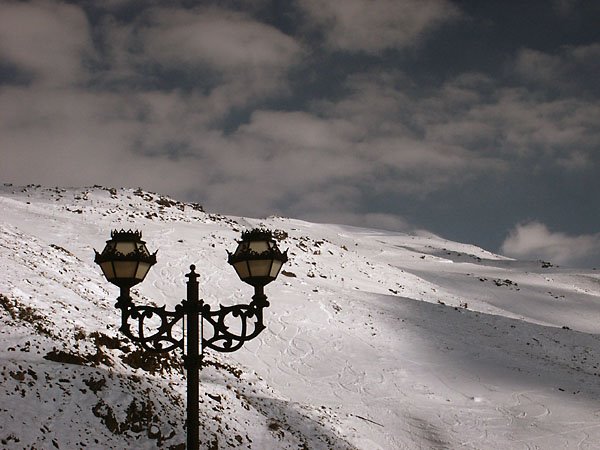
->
<box><xmin>94</xmin><ymin>228</ymin><xmax>287</xmax><ymax>450</ymax></box>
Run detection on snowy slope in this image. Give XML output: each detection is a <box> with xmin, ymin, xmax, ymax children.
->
<box><xmin>1</xmin><ymin>185</ymin><xmax>600</xmax><ymax>449</ymax></box>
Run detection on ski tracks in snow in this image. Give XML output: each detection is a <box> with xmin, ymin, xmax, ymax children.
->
<box><xmin>493</xmin><ymin>390</ymin><xmax>600</xmax><ymax>449</ymax></box>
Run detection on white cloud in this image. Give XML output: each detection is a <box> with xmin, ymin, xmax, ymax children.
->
<box><xmin>514</xmin><ymin>48</ymin><xmax>563</xmax><ymax>85</ymax></box>
<box><xmin>0</xmin><ymin>86</ymin><xmax>211</xmax><ymax>194</ymax></box>
<box><xmin>312</xmin><ymin>72</ymin><xmax>506</xmax><ymax>190</ymax></box>
<box><xmin>297</xmin><ymin>0</ymin><xmax>460</xmax><ymax>53</ymax></box>
<box><xmin>314</xmin><ymin>71</ymin><xmax>415</xmax><ymax>135</ymax></box>
<box><xmin>424</xmin><ymin>83</ymin><xmax>600</xmax><ymax>166</ymax></box>
<box><xmin>315</xmin><ymin>211</ymin><xmax>411</xmax><ymax>232</ymax></box>
<box><xmin>556</xmin><ymin>151</ymin><xmax>590</xmax><ymax>171</ymax></box>
<box><xmin>97</xmin><ymin>6</ymin><xmax>305</xmax><ymax>113</ymax></box>
<box><xmin>0</xmin><ymin>3</ymin><xmax>310</xmax><ymax>207</ymax></box>
<box><xmin>141</xmin><ymin>8</ymin><xmax>302</xmax><ymax>70</ymax></box>
<box><xmin>0</xmin><ymin>0</ymin><xmax>92</xmax><ymax>86</ymax></box>
<box><xmin>514</xmin><ymin>44</ymin><xmax>600</xmax><ymax>96</ymax></box>
<box><xmin>236</xmin><ymin>110</ymin><xmax>359</xmax><ymax>151</ymax></box>
<box><xmin>501</xmin><ymin>222</ymin><xmax>600</xmax><ymax>266</ymax></box>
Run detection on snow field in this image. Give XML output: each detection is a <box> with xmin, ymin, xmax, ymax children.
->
<box><xmin>1</xmin><ymin>185</ymin><xmax>600</xmax><ymax>448</ymax></box>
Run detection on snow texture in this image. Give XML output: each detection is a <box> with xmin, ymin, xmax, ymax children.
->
<box><xmin>1</xmin><ymin>184</ymin><xmax>599</xmax><ymax>449</ymax></box>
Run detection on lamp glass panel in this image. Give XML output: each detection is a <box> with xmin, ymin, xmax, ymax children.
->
<box><xmin>248</xmin><ymin>241</ymin><xmax>269</xmax><ymax>253</ymax></box>
<box><xmin>233</xmin><ymin>261</ymin><xmax>250</xmax><ymax>280</ymax></box>
<box><xmin>248</xmin><ymin>259</ymin><xmax>272</xmax><ymax>278</ymax></box>
<box><xmin>135</xmin><ymin>262</ymin><xmax>151</xmax><ymax>281</ymax></box>
<box><xmin>113</xmin><ymin>260</ymin><xmax>138</xmax><ymax>279</ymax></box>
<box><xmin>269</xmin><ymin>259</ymin><xmax>283</xmax><ymax>278</ymax></box>
<box><xmin>100</xmin><ymin>261</ymin><xmax>115</xmax><ymax>280</ymax></box>
<box><xmin>114</xmin><ymin>241</ymin><xmax>136</xmax><ymax>255</ymax></box>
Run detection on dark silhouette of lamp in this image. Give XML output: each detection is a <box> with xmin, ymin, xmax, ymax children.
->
<box><xmin>94</xmin><ymin>228</ymin><xmax>287</xmax><ymax>449</ymax></box>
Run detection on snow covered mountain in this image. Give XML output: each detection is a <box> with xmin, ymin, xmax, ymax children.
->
<box><xmin>1</xmin><ymin>184</ymin><xmax>599</xmax><ymax>449</ymax></box>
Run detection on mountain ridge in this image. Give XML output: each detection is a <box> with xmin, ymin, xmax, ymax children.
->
<box><xmin>1</xmin><ymin>184</ymin><xmax>600</xmax><ymax>449</ymax></box>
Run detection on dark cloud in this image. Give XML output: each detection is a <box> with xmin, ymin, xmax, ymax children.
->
<box><xmin>0</xmin><ymin>0</ymin><xmax>598</xmax><ymax>266</ymax></box>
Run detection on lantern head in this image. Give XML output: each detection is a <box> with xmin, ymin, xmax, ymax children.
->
<box><xmin>228</xmin><ymin>229</ymin><xmax>288</xmax><ymax>288</ymax></box>
<box><xmin>94</xmin><ymin>230</ymin><xmax>157</xmax><ymax>289</ymax></box>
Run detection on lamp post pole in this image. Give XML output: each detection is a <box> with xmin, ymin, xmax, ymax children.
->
<box><xmin>95</xmin><ymin>229</ymin><xmax>287</xmax><ymax>450</ymax></box>
<box><xmin>185</xmin><ymin>267</ymin><xmax>200</xmax><ymax>450</ymax></box>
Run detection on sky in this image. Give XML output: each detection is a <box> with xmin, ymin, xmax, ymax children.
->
<box><xmin>0</xmin><ymin>0</ymin><xmax>599</xmax><ymax>267</ymax></box>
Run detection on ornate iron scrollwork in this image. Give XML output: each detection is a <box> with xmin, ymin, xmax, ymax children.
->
<box><xmin>200</xmin><ymin>300</ymin><xmax>267</xmax><ymax>352</ymax></box>
<box><xmin>116</xmin><ymin>296</ymin><xmax>185</xmax><ymax>353</ymax></box>
<box><xmin>115</xmin><ymin>291</ymin><xmax>269</xmax><ymax>355</ymax></box>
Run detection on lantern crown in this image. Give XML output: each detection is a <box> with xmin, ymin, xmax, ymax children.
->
<box><xmin>110</xmin><ymin>229</ymin><xmax>143</xmax><ymax>243</ymax></box>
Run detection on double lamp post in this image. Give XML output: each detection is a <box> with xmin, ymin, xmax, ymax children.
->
<box><xmin>94</xmin><ymin>228</ymin><xmax>287</xmax><ymax>449</ymax></box>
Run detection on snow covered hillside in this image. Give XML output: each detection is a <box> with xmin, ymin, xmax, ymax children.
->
<box><xmin>1</xmin><ymin>185</ymin><xmax>600</xmax><ymax>449</ymax></box>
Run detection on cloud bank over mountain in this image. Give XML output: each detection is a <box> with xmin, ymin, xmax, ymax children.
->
<box><xmin>502</xmin><ymin>221</ymin><xmax>600</xmax><ymax>267</ymax></box>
